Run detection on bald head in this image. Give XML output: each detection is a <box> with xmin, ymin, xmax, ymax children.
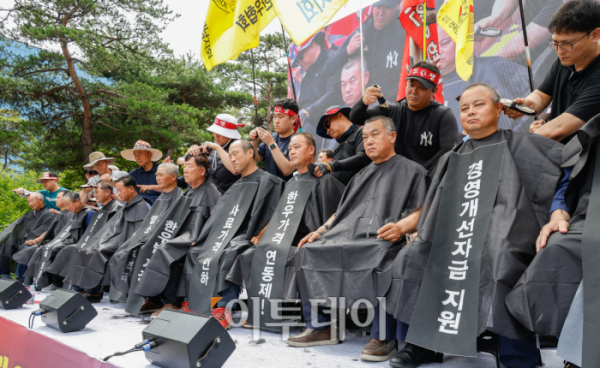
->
<box><xmin>459</xmin><ymin>84</ymin><xmax>503</xmax><ymax>139</ymax></box>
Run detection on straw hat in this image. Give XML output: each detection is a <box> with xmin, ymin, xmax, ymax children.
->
<box><xmin>88</xmin><ymin>151</ymin><xmax>115</xmax><ymax>167</ymax></box>
<box><xmin>120</xmin><ymin>140</ymin><xmax>163</xmax><ymax>162</ymax></box>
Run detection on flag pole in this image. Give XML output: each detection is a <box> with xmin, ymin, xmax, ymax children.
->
<box><xmin>250</xmin><ymin>48</ymin><xmax>259</xmax><ymax>127</ymax></box>
<box><xmin>423</xmin><ymin>1</ymin><xmax>427</xmax><ymax>60</ymax></box>
<box><xmin>517</xmin><ymin>0</ymin><xmax>535</xmax><ymax>93</ymax></box>
<box><xmin>359</xmin><ymin>0</ymin><xmax>365</xmax><ymax>95</ymax></box>
<box><xmin>281</xmin><ymin>24</ymin><xmax>298</xmax><ymax>101</ymax></box>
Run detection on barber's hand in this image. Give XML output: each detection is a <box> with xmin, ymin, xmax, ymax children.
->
<box><xmin>313</xmin><ymin>162</ymin><xmax>332</xmax><ymax>178</ymax></box>
<box><xmin>377</xmin><ymin>223</ymin><xmax>403</xmax><ymax>242</ymax></box>
<box><xmin>49</xmin><ymin>209</ymin><xmax>60</xmax><ymax>215</ymax></box>
<box><xmin>347</xmin><ymin>33</ymin><xmax>363</xmax><ymax>55</ymax></box>
<box><xmin>202</xmin><ymin>142</ymin><xmax>217</xmax><ymax>154</ymax></box>
<box><xmin>110</xmin><ymin>193</ymin><xmax>121</xmax><ymax>201</ymax></box>
<box><xmin>187</xmin><ymin>145</ymin><xmax>203</xmax><ymax>156</ymax></box>
<box><xmin>81</xmin><ymin>187</ymin><xmax>93</xmax><ymax>195</ymax></box>
<box><xmin>13</xmin><ymin>188</ymin><xmax>25</xmax><ymax>195</ymax></box>
<box><xmin>101</xmin><ymin>174</ymin><xmax>112</xmax><ymax>182</ymax></box>
<box><xmin>162</xmin><ymin>156</ymin><xmax>174</xmax><ymax>164</ymax></box>
<box><xmin>137</xmin><ymin>185</ymin><xmax>154</xmax><ymax>193</ymax></box>
<box><xmin>256</xmin><ymin>127</ymin><xmax>274</xmax><ymax>145</ymax></box>
<box><xmin>529</xmin><ymin>120</ymin><xmax>544</xmax><ymax>133</ymax></box>
<box><xmin>503</xmin><ymin>98</ymin><xmax>536</xmax><ymax>119</ymax></box>
<box><xmin>176</xmin><ymin>157</ymin><xmax>185</xmax><ymax>166</ymax></box>
<box><xmin>298</xmin><ymin>231</ymin><xmax>321</xmax><ymax>249</ymax></box>
<box><xmin>536</xmin><ymin>219</ymin><xmax>569</xmax><ymax>252</ymax></box>
<box><xmin>363</xmin><ymin>86</ymin><xmax>382</xmax><ymax>106</ymax></box>
<box><xmin>249</xmin><ymin>129</ymin><xmax>259</xmax><ymax>141</ymax></box>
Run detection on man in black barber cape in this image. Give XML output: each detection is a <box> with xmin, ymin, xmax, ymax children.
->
<box><xmin>384</xmin><ymin>84</ymin><xmax>562</xmax><ymax>368</ymax></box>
<box><xmin>183</xmin><ymin>140</ymin><xmax>284</xmax><ymax>329</ymax></box>
<box><xmin>286</xmin><ymin>116</ymin><xmax>427</xmax><ymax>350</ymax></box>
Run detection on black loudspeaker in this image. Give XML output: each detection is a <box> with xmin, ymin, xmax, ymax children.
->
<box><xmin>39</xmin><ymin>289</ymin><xmax>98</xmax><ymax>333</ymax></box>
<box><xmin>143</xmin><ymin>309</ymin><xmax>236</xmax><ymax>368</ymax></box>
<box><xmin>0</xmin><ymin>279</ymin><xmax>31</xmax><ymax>310</ymax></box>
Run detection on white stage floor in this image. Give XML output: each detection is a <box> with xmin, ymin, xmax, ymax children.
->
<box><xmin>0</xmin><ymin>291</ymin><xmax>565</xmax><ymax>368</ymax></box>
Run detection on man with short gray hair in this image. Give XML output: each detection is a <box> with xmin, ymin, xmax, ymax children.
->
<box><xmin>287</xmin><ymin>116</ymin><xmax>427</xmax><ymax>359</ymax></box>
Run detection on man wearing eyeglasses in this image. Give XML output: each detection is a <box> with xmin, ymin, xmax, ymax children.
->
<box><xmin>505</xmin><ymin>0</ymin><xmax>600</xmax><ymax>144</ymax></box>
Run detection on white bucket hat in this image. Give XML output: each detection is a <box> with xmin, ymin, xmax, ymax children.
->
<box><xmin>88</xmin><ymin>151</ymin><xmax>115</xmax><ymax>167</ymax></box>
<box><xmin>207</xmin><ymin>114</ymin><xmax>244</xmax><ymax>140</ymax></box>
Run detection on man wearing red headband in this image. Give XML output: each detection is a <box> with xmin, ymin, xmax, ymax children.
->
<box><xmin>249</xmin><ymin>98</ymin><xmax>298</xmax><ymax>181</ymax></box>
<box><xmin>350</xmin><ymin>61</ymin><xmax>460</xmax><ymax>170</ymax></box>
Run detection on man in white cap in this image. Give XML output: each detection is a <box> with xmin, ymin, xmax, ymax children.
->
<box><xmin>120</xmin><ymin>140</ymin><xmax>163</xmax><ymax>205</ymax></box>
<box><xmin>80</xmin><ymin>151</ymin><xmax>128</xmax><ymax>204</ymax></box>
<box><xmin>187</xmin><ymin>113</ymin><xmax>242</xmax><ymax>193</ymax></box>
<box><xmin>13</xmin><ymin>172</ymin><xmax>68</xmax><ymax>211</ymax></box>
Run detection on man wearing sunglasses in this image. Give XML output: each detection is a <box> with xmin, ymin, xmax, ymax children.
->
<box><xmin>505</xmin><ymin>0</ymin><xmax>600</xmax><ymax>144</ymax></box>
<box><xmin>313</xmin><ymin>106</ymin><xmax>371</xmax><ymax>185</ymax></box>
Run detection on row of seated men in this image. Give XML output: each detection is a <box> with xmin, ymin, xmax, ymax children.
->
<box><xmin>2</xmin><ymin>2</ymin><xmax>600</xmax><ymax>365</ymax></box>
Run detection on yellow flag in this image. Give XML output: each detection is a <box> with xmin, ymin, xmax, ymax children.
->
<box><xmin>201</xmin><ymin>0</ymin><xmax>276</xmax><ymax>71</ymax></box>
<box><xmin>273</xmin><ymin>0</ymin><xmax>349</xmax><ymax>45</ymax></box>
<box><xmin>437</xmin><ymin>0</ymin><xmax>474</xmax><ymax>81</ymax></box>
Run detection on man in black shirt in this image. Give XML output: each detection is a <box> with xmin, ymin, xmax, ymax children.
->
<box><xmin>186</xmin><ymin>113</ymin><xmax>242</xmax><ymax>193</ymax></box>
<box><xmin>313</xmin><ymin>106</ymin><xmax>370</xmax><ymax>185</ymax></box>
<box><xmin>505</xmin><ymin>0</ymin><xmax>600</xmax><ymax>143</ymax></box>
<box><xmin>249</xmin><ymin>98</ymin><xmax>298</xmax><ymax>181</ymax></box>
<box><xmin>350</xmin><ymin>61</ymin><xmax>460</xmax><ymax>170</ymax></box>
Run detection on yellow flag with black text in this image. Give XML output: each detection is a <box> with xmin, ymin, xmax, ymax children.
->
<box><xmin>273</xmin><ymin>0</ymin><xmax>349</xmax><ymax>45</ymax></box>
<box><xmin>437</xmin><ymin>0</ymin><xmax>474</xmax><ymax>81</ymax></box>
<box><xmin>201</xmin><ymin>0</ymin><xmax>276</xmax><ymax>71</ymax></box>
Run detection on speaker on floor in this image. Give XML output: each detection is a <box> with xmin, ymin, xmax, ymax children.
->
<box><xmin>142</xmin><ymin>309</ymin><xmax>236</xmax><ymax>368</ymax></box>
<box><xmin>39</xmin><ymin>289</ymin><xmax>97</xmax><ymax>333</ymax></box>
<box><xmin>0</xmin><ymin>279</ymin><xmax>31</xmax><ymax>310</ymax></box>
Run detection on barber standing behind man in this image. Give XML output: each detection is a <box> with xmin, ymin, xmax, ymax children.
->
<box><xmin>350</xmin><ymin>61</ymin><xmax>460</xmax><ymax>170</ymax></box>
<box><xmin>505</xmin><ymin>0</ymin><xmax>600</xmax><ymax>144</ymax></box>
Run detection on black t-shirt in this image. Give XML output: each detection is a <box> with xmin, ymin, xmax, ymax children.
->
<box><xmin>330</xmin><ymin>124</ymin><xmax>371</xmax><ymax>185</ymax></box>
<box><xmin>258</xmin><ymin>132</ymin><xmax>294</xmax><ymax>182</ymax></box>
<box><xmin>350</xmin><ymin>99</ymin><xmax>460</xmax><ymax>170</ymax></box>
<box><xmin>208</xmin><ymin>140</ymin><xmax>240</xmax><ymax>193</ymax></box>
<box><xmin>539</xmin><ymin>54</ymin><xmax>600</xmax><ymax>143</ymax></box>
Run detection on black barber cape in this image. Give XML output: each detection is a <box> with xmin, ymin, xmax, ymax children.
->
<box><xmin>226</xmin><ymin>172</ymin><xmax>346</xmax><ymax>292</ymax></box>
<box><xmin>386</xmin><ymin>130</ymin><xmax>563</xmax><ymax>343</ymax></box>
<box><xmin>131</xmin><ymin>180</ymin><xmax>221</xmax><ymax>298</ymax></box>
<box><xmin>0</xmin><ymin>207</ymin><xmax>54</xmax><ymax>272</ymax></box>
<box><xmin>184</xmin><ymin>169</ymin><xmax>284</xmax><ymax>312</ymax></box>
<box><xmin>293</xmin><ymin>155</ymin><xmax>427</xmax><ymax>307</ymax></box>
<box><xmin>506</xmin><ymin>117</ymin><xmax>600</xmax><ymax>367</ymax></box>
<box><xmin>50</xmin><ymin>200</ymin><xmax>123</xmax><ymax>280</ymax></box>
<box><xmin>12</xmin><ymin>210</ymin><xmax>73</xmax><ymax>267</ymax></box>
<box><xmin>64</xmin><ymin>194</ymin><xmax>149</xmax><ymax>289</ymax></box>
<box><xmin>17</xmin><ymin>207</ymin><xmax>92</xmax><ymax>284</ymax></box>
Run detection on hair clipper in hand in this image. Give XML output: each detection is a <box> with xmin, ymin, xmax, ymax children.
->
<box><xmin>500</xmin><ymin>98</ymin><xmax>537</xmax><ymax>116</ymax></box>
<box><xmin>372</xmin><ymin>84</ymin><xmax>389</xmax><ymax>109</ymax></box>
<box><xmin>307</xmin><ymin>163</ymin><xmax>317</xmax><ymax>176</ymax></box>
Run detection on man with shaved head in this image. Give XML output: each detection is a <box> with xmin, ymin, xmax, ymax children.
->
<box><xmin>383</xmin><ymin>83</ymin><xmax>563</xmax><ymax>368</ymax></box>
<box><xmin>184</xmin><ymin>139</ymin><xmax>285</xmax><ymax>328</ymax></box>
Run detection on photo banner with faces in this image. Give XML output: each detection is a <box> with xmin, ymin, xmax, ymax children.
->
<box><xmin>406</xmin><ymin>141</ymin><xmax>506</xmax><ymax>357</ymax></box>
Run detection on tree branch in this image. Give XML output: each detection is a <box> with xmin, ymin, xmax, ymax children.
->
<box><xmin>85</xmin><ymin>89</ymin><xmax>127</xmax><ymax>99</ymax></box>
<box><xmin>93</xmin><ymin>120</ymin><xmax>121</xmax><ymax>131</ymax></box>
<box><xmin>41</xmin><ymin>111</ymin><xmax>83</xmax><ymax>125</ymax></box>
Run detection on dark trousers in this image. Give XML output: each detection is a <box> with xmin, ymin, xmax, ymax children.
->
<box><xmin>47</xmin><ymin>273</ymin><xmax>64</xmax><ymax>288</ymax></box>
<box><xmin>149</xmin><ymin>260</ymin><xmax>185</xmax><ymax>305</ymax></box>
<box><xmin>72</xmin><ymin>284</ymin><xmax>102</xmax><ymax>294</ymax></box>
<box><xmin>498</xmin><ymin>335</ymin><xmax>541</xmax><ymax>368</ymax></box>
<box><xmin>370</xmin><ymin>306</ymin><xmax>409</xmax><ymax>341</ymax></box>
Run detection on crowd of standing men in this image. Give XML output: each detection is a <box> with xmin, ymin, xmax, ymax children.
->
<box><xmin>2</xmin><ymin>1</ymin><xmax>600</xmax><ymax>368</ymax></box>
